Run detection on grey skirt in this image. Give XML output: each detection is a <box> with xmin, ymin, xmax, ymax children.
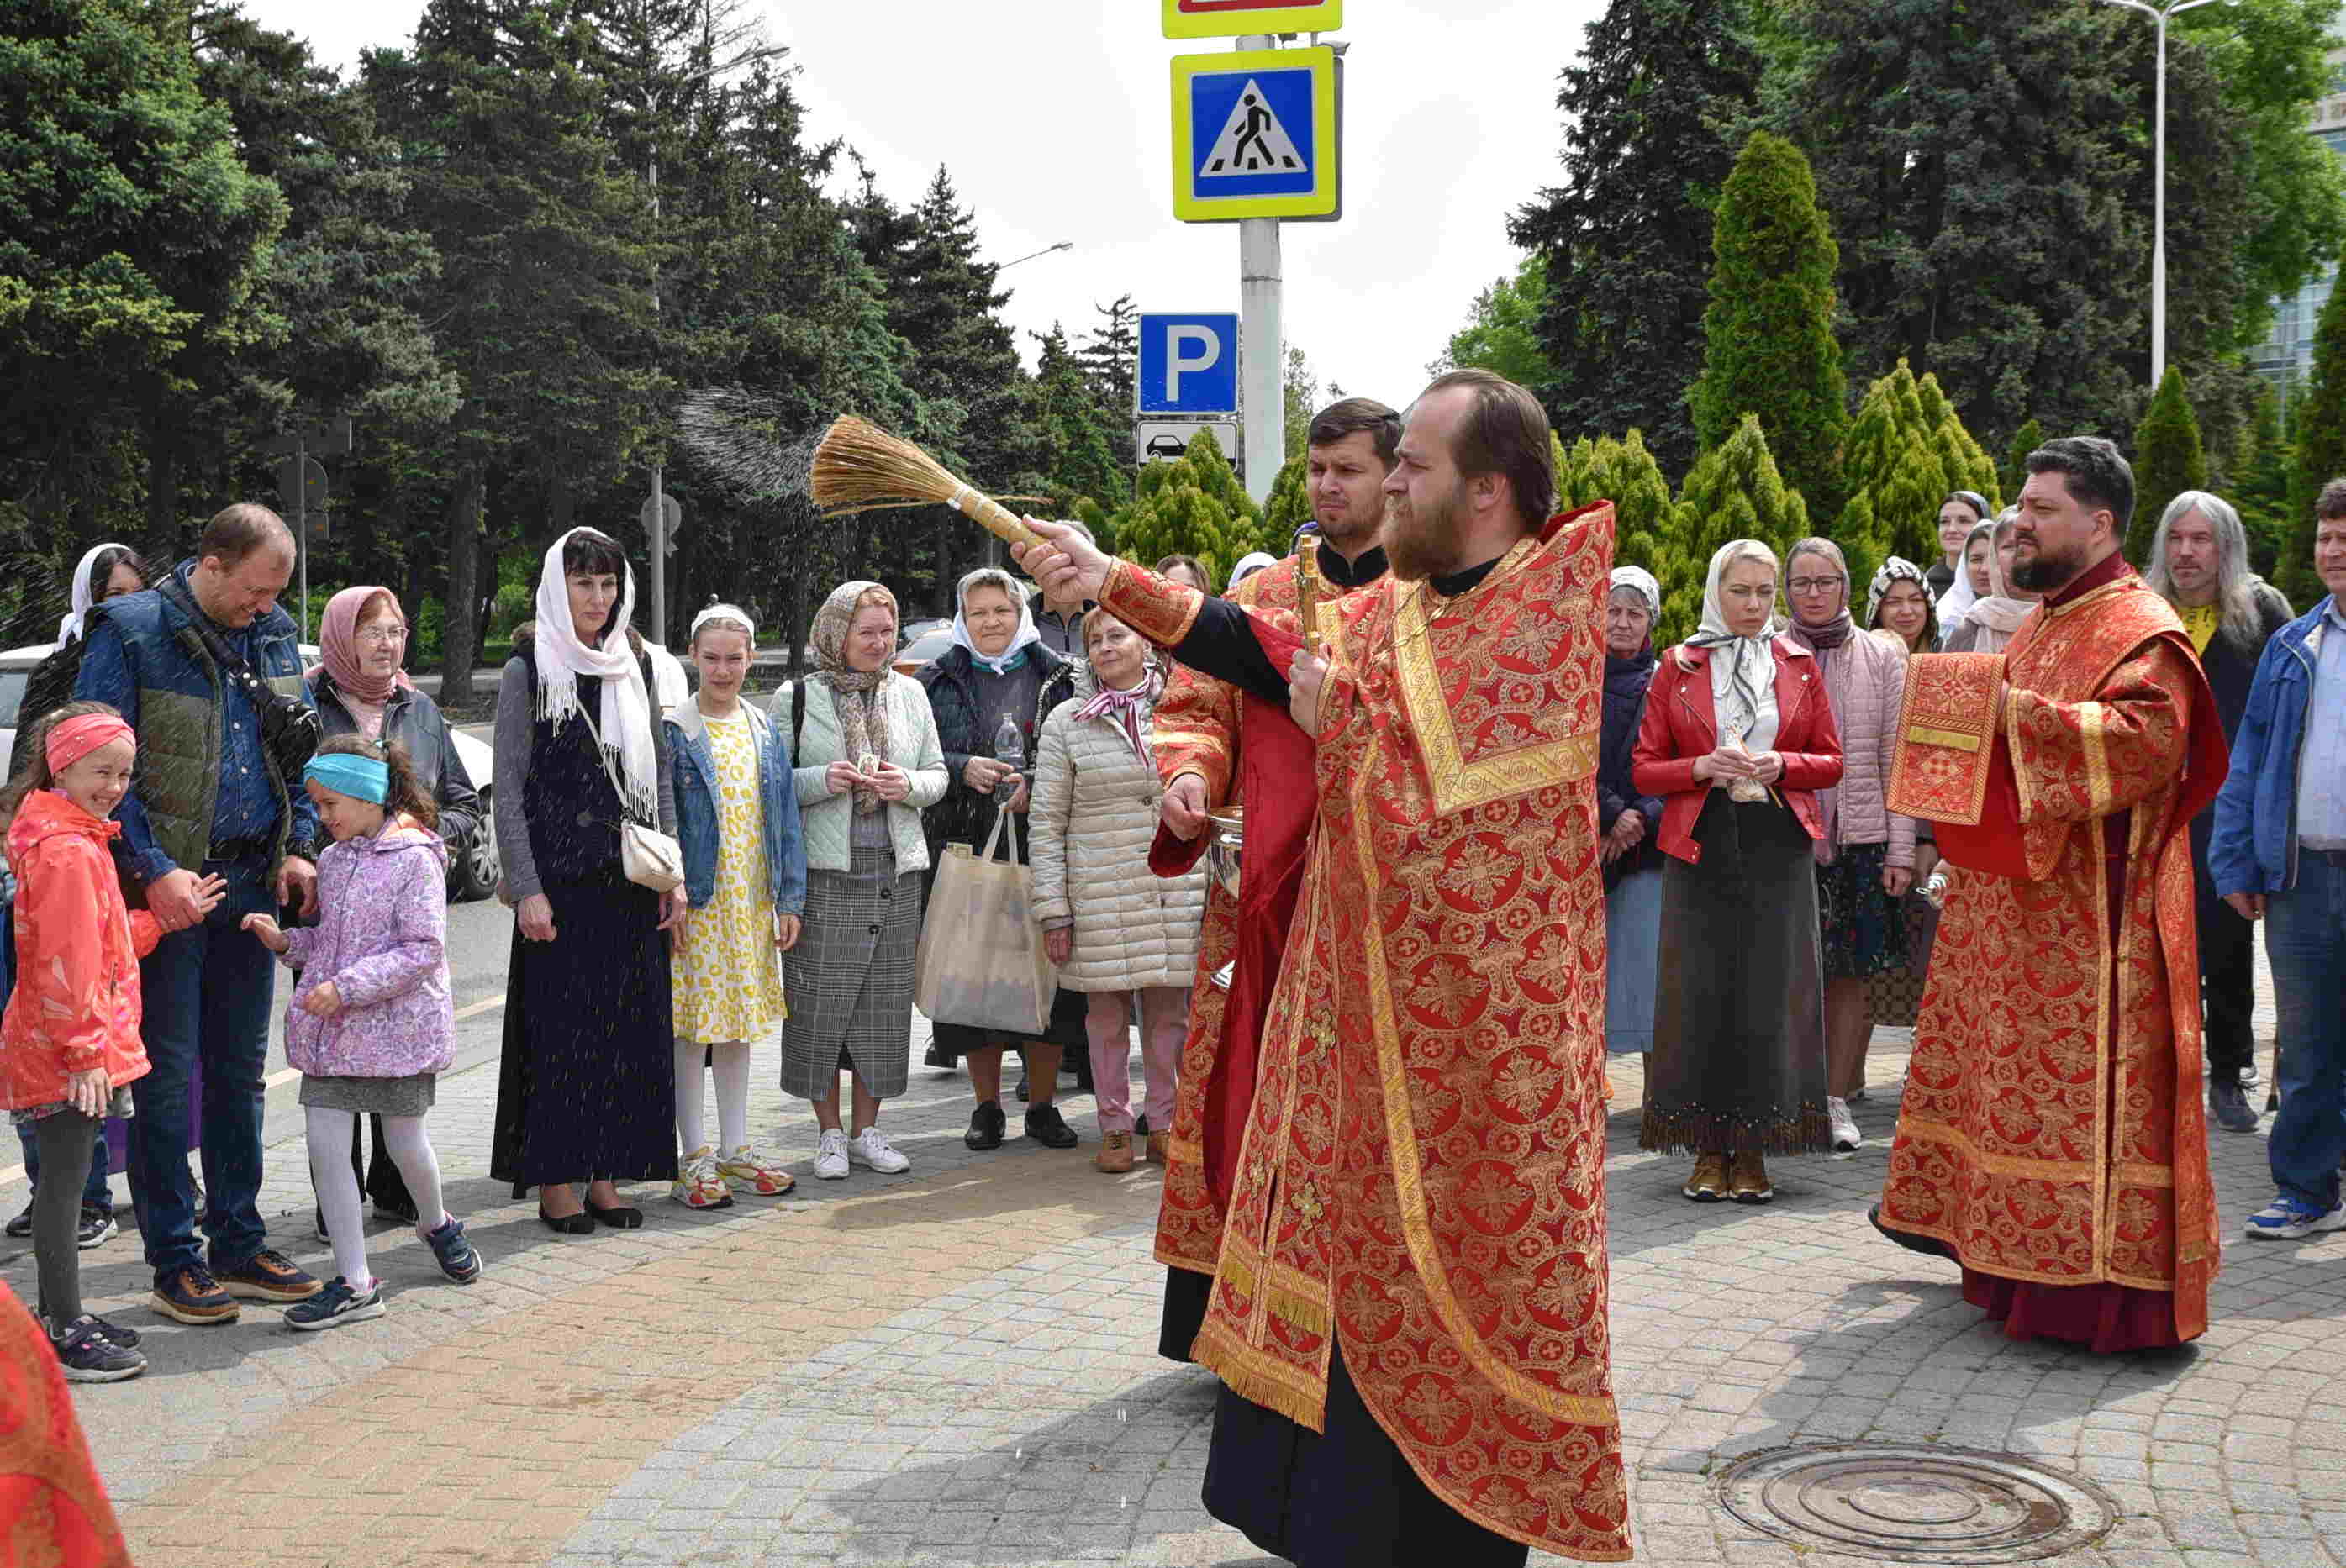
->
<box><xmin>300</xmin><ymin>1071</ymin><xmax>437</xmax><ymax>1117</ymax></box>
<box><xmin>781</xmin><ymin>845</ymin><xmax>923</xmax><ymax>1102</ymax></box>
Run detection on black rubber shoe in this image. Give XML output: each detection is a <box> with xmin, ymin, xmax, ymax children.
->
<box><xmin>1025</xmin><ymin>1104</ymin><xmax>1079</xmax><ymax>1150</ymax></box>
<box><xmin>965</xmin><ymin>1099</ymin><xmax>1007</xmax><ymax>1150</ymax></box>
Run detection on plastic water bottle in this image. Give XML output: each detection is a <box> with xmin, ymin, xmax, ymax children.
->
<box><xmin>994</xmin><ymin>712</ymin><xmax>1023</xmax><ymax>770</ymax></box>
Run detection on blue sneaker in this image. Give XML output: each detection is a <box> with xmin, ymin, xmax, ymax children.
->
<box><xmin>422</xmin><ymin>1216</ymin><xmax>481</xmax><ymax>1285</ymax></box>
<box><xmin>2243</xmin><ymin>1195</ymin><xmax>2346</xmax><ymax>1240</ymax></box>
<box><xmin>284</xmin><ymin>1276</ymin><xmax>385</xmax><ymax>1331</ymax></box>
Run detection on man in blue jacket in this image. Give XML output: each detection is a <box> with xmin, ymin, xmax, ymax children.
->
<box><xmin>76</xmin><ymin>503</ymin><xmax>324</xmax><ymax>1323</ymax></box>
<box><xmin>2211</xmin><ymin>482</ymin><xmax>2346</xmax><ymax>1239</ymax></box>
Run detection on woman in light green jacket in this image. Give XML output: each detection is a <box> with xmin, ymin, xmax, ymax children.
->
<box><xmin>776</xmin><ymin>581</ymin><xmax>947</xmax><ymax>1181</ymax></box>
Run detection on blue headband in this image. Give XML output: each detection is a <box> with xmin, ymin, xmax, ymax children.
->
<box><xmin>304</xmin><ymin>754</ymin><xmax>390</xmax><ymax>805</ymax></box>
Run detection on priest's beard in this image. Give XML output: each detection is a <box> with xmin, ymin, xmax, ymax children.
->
<box><xmin>2011</xmin><ymin>538</ymin><xmax>2084</xmax><ymax>594</ymax></box>
<box><xmin>1385</xmin><ymin>479</ymin><xmax>1471</xmax><ymax>582</ymax></box>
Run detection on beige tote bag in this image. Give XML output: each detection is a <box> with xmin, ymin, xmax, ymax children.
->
<box><xmin>914</xmin><ymin>809</ymin><xmax>1055</xmax><ymax>1036</ymax></box>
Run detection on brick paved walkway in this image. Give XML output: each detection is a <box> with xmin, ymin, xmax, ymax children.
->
<box><xmin>6</xmin><ymin>973</ymin><xmax>2342</xmax><ymax>1568</ymax></box>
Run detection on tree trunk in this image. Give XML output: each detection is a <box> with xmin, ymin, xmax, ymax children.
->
<box><xmin>440</xmin><ymin>460</ymin><xmax>484</xmax><ymax>708</ymax></box>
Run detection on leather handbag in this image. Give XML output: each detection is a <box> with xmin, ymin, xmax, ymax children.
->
<box><xmin>582</xmin><ymin>708</ymin><xmax>685</xmax><ymax>893</ymax></box>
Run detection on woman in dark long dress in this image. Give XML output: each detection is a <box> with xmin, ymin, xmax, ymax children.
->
<box><xmin>915</xmin><ymin>568</ymin><xmax>1087</xmax><ymax>1153</ymax></box>
<box><xmin>307</xmin><ymin>584</ymin><xmax>482</xmax><ymax>1229</ymax></box>
<box><xmin>489</xmin><ymin>527</ymin><xmax>681</xmax><ymax>1230</ymax></box>
<box><xmin>1633</xmin><ymin>539</ymin><xmax>1843</xmax><ymax>1204</ymax></box>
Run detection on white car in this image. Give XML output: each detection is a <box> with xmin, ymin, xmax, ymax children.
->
<box><xmin>0</xmin><ymin>642</ymin><xmax>500</xmax><ymax>902</ymax></box>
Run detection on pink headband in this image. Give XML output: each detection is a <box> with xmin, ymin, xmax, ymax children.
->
<box><xmin>46</xmin><ymin>713</ymin><xmax>133</xmax><ymax>775</ymax></box>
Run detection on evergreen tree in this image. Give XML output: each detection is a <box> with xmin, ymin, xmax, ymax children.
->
<box><xmin>1283</xmin><ymin>345</ymin><xmax>1318</xmax><ymax>461</ymax></box>
<box><xmin>1258</xmin><ymin>455</ymin><xmax>1310</xmax><ymax>557</ymax></box>
<box><xmin>2233</xmin><ymin>382</ymin><xmax>2292</xmax><ymax>579</ymax></box>
<box><xmin>2285</xmin><ymin>271</ymin><xmax>2346</xmax><ymax>605</ymax></box>
<box><xmin>1510</xmin><ymin>0</ymin><xmax>1760</xmax><ymax>476</ymax></box>
<box><xmin>2128</xmin><ymin>366</ymin><xmax>2208</xmax><ymax>563</ymax></box>
<box><xmin>1030</xmin><ymin>324</ymin><xmax>1126</xmax><ymax>518</ymax></box>
<box><xmin>1110</xmin><ymin>429</ymin><xmax>1263</xmax><ymax>584</ymax></box>
<box><xmin>1561</xmin><ymin>429</ymin><xmax>1675</xmax><ymax>586</ymax></box>
<box><xmin>1690</xmin><ymin>130</ymin><xmax>1847</xmax><ymax>516</ymax></box>
<box><xmin>1663</xmin><ymin>413</ymin><xmax>1810</xmax><ymax>643</ymax></box>
<box><xmin>1835</xmin><ymin>360</ymin><xmax>1996</xmax><ymax>592</ymax></box>
<box><xmin>1078</xmin><ymin>294</ymin><xmax>1139</xmax><ymax>417</ymax></box>
<box><xmin>2001</xmin><ymin>417</ymin><xmax>2043</xmax><ymax>502</ymax></box>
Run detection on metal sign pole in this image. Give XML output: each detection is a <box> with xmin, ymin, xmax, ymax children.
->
<box><xmin>296</xmin><ymin>432</ymin><xmax>308</xmax><ymax>644</ymax></box>
<box><xmin>1237</xmin><ymin>33</ymin><xmax>1284</xmax><ymax>504</ymax></box>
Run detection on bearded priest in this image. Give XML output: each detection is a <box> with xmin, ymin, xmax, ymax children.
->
<box><xmin>1874</xmin><ymin>435</ymin><xmax>2227</xmax><ymax>1352</ymax></box>
<box><xmin>1015</xmin><ymin>369</ymin><xmax>1629</xmax><ymax>1566</ymax></box>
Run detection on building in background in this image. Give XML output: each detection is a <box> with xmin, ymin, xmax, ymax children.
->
<box><xmin>2248</xmin><ymin>31</ymin><xmax>2346</xmax><ymax>415</ymax></box>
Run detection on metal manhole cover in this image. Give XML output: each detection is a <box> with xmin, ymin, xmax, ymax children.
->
<box><xmin>1715</xmin><ymin>1443</ymin><xmax>2119</xmax><ymax>1564</ymax></box>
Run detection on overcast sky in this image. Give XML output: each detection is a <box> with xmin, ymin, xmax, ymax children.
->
<box><xmin>242</xmin><ymin>0</ymin><xmax>1605</xmax><ymax>427</ymax></box>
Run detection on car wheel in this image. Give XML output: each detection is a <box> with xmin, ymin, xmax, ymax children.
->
<box><xmin>451</xmin><ymin>787</ymin><xmax>503</xmax><ymax>902</ymax></box>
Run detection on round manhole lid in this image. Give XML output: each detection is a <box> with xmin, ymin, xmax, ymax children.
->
<box><xmin>1715</xmin><ymin>1443</ymin><xmax>2119</xmax><ymax>1564</ymax></box>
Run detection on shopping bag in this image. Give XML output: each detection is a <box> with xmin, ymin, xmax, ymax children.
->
<box><xmin>914</xmin><ymin>810</ymin><xmax>1055</xmax><ymax>1036</ymax></box>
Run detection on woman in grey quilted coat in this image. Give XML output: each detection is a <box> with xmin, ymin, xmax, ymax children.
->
<box><xmin>1029</xmin><ymin>611</ymin><xmax>1207</xmax><ymax>1173</ymax></box>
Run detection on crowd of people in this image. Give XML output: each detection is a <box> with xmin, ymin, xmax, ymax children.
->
<box><xmin>5</xmin><ymin>366</ymin><xmax>2344</xmax><ymax>1568</ymax></box>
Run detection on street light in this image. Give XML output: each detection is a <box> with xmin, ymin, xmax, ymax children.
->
<box><xmin>2096</xmin><ymin>0</ymin><xmax>2223</xmax><ymax>391</ymax></box>
<box><xmin>644</xmin><ymin>45</ymin><xmax>788</xmax><ymax>645</ymax></box>
<box><xmin>997</xmin><ymin>240</ymin><xmax>1074</xmax><ymax>271</ymax></box>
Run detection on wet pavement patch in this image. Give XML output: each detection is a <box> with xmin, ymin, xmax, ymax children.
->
<box><xmin>1714</xmin><ymin>1442</ymin><xmax>2120</xmax><ymax>1563</ymax></box>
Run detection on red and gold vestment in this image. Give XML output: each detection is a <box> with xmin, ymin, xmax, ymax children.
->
<box><xmin>1881</xmin><ymin>561</ymin><xmax>2227</xmax><ymax>1348</ymax></box>
<box><xmin>1101</xmin><ymin>505</ymin><xmax>1632</xmax><ymax>1561</ymax></box>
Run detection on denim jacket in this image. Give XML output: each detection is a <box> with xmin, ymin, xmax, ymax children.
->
<box><xmin>2210</xmin><ymin>602</ymin><xmax>2330</xmax><ymax>897</ymax></box>
<box><xmin>666</xmin><ymin>697</ymin><xmax>807</xmax><ymax>917</ymax></box>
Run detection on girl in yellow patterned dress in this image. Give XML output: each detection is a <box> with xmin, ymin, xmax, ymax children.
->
<box><xmin>665</xmin><ymin>606</ymin><xmax>806</xmax><ymax>1207</ymax></box>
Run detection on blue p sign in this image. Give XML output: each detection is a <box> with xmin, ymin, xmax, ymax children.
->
<box><xmin>1138</xmin><ymin>312</ymin><xmax>1241</xmax><ymax>415</ymax></box>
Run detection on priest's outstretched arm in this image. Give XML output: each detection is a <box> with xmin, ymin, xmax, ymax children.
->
<box><xmin>2006</xmin><ymin>639</ymin><xmax>2196</xmax><ymax>822</ymax></box>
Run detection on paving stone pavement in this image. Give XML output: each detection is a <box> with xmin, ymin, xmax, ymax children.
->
<box><xmin>6</xmin><ymin>964</ymin><xmax>2341</xmax><ymax>1568</ymax></box>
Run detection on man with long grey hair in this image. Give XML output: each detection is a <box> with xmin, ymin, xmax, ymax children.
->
<box><xmin>2148</xmin><ymin>490</ymin><xmax>2294</xmax><ymax>1133</ymax></box>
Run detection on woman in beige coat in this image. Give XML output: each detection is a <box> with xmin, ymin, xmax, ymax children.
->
<box><xmin>1030</xmin><ymin>611</ymin><xmax>1208</xmax><ymax>1172</ymax></box>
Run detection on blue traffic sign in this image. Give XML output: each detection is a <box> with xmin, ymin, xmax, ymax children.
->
<box><xmin>1171</xmin><ymin>47</ymin><xmax>1339</xmax><ymax>223</ymax></box>
<box><xmin>1138</xmin><ymin>313</ymin><xmax>1241</xmax><ymax>415</ymax></box>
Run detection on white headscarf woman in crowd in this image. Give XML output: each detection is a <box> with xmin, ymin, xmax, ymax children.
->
<box><xmin>56</xmin><ymin>543</ymin><xmax>146</xmax><ymax>645</ymax></box>
<box><xmin>945</xmin><ymin>568</ymin><xmax>1043</xmax><ymax>676</ymax></box>
<box><xmin>529</xmin><ymin>526</ymin><xmax>661</xmax><ymax>824</ymax></box>
<box><xmin>1943</xmin><ymin>510</ymin><xmax>2038</xmax><ymax>655</ymax></box>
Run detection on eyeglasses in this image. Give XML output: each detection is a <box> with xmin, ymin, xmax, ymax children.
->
<box><xmin>356</xmin><ymin>625</ymin><xmax>409</xmax><ymax>646</ymax></box>
<box><xmin>1786</xmin><ymin>577</ymin><xmax>1844</xmax><ymax>595</ymax></box>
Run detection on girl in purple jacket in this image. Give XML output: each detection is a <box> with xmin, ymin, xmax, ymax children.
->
<box><xmin>244</xmin><ymin>738</ymin><xmax>481</xmax><ymax>1329</ymax></box>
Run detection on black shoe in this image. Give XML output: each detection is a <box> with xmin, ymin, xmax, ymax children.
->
<box><xmin>91</xmin><ymin>1313</ymin><xmax>141</xmax><ymax>1349</ymax></box>
<box><xmin>2211</xmin><ymin>1079</ymin><xmax>2260</xmax><ymax>1134</ymax></box>
<box><xmin>4</xmin><ymin>1203</ymin><xmax>29</xmax><ymax>1239</ymax></box>
<box><xmin>1014</xmin><ymin>1075</ymin><xmax>1031</xmax><ymax>1102</ymax></box>
<box><xmin>923</xmin><ymin>1041</ymin><xmax>953</xmax><ymax>1070</ymax></box>
<box><xmin>966</xmin><ymin>1100</ymin><xmax>1007</xmax><ymax>1150</ymax></box>
<box><xmin>584</xmin><ymin>1199</ymin><xmax>644</xmax><ymax>1229</ymax></box>
<box><xmin>1869</xmin><ymin>1203</ymin><xmax>1957</xmax><ymax>1263</ymax></box>
<box><xmin>1135</xmin><ymin>1113</ymin><xmax>1151</xmax><ymax>1137</ymax></box>
<box><xmin>46</xmin><ymin>1313</ymin><xmax>146</xmax><ymax>1381</ymax></box>
<box><xmin>1025</xmin><ymin>1104</ymin><xmax>1079</xmax><ymax>1150</ymax></box>
<box><xmin>538</xmin><ymin>1206</ymin><xmax>594</xmax><ymax>1235</ymax></box>
<box><xmin>76</xmin><ymin>1206</ymin><xmax>116</xmax><ymax>1250</ymax></box>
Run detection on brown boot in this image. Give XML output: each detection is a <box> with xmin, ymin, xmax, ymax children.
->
<box><xmin>1684</xmin><ymin>1152</ymin><xmax>1729</xmax><ymax>1202</ymax></box>
<box><xmin>1729</xmin><ymin>1149</ymin><xmax>1774</xmax><ymax>1204</ymax></box>
<box><xmin>1145</xmin><ymin>1131</ymin><xmax>1171</xmax><ymax>1166</ymax></box>
<box><xmin>1094</xmin><ymin>1132</ymin><xmax>1135</xmax><ymax>1174</ymax></box>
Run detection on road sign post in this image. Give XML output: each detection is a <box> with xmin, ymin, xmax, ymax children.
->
<box><xmin>265</xmin><ymin>420</ymin><xmax>351</xmax><ymax>642</ymax></box>
<box><xmin>639</xmin><ymin>492</ymin><xmax>682</xmax><ymax>558</ymax></box>
<box><xmin>1162</xmin><ymin>0</ymin><xmax>1342</xmax><ymax>39</ymax></box>
<box><xmin>1170</xmin><ymin>46</ymin><xmax>1340</xmax><ymax>223</ymax></box>
<box><xmin>1138</xmin><ymin>313</ymin><xmax>1242</xmax><ymax>415</ymax></box>
<box><xmin>1136</xmin><ymin>421</ymin><xmax>1242</xmax><ymax>467</ymax></box>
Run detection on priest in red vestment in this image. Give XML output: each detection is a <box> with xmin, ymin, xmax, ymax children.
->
<box><xmin>1015</xmin><ymin>370</ymin><xmax>1629</xmax><ymax>1567</ymax></box>
<box><xmin>1149</xmin><ymin>397</ymin><xmax>1397</xmax><ymax>1364</ymax></box>
<box><xmin>1875</xmin><ymin>436</ymin><xmax>2227</xmax><ymax>1352</ymax></box>
<box><xmin>0</xmin><ymin>1281</ymin><xmax>131</xmax><ymax>1565</ymax></box>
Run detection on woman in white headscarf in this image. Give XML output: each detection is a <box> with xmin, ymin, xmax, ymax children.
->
<box><xmin>1227</xmin><ymin>551</ymin><xmax>1278</xmax><ymax>588</ymax></box>
<box><xmin>1941</xmin><ymin>509</ymin><xmax>2039</xmax><ymax>655</ymax></box>
<box><xmin>1632</xmin><ymin>540</ymin><xmax>1843</xmax><ymax>1205</ymax></box>
<box><xmin>489</xmin><ymin>526</ymin><xmax>682</xmax><ymax>1233</ymax></box>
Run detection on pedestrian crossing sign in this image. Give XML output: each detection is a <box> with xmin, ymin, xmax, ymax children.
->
<box><xmin>1162</xmin><ymin>0</ymin><xmax>1342</xmax><ymax>39</ymax></box>
<box><xmin>1171</xmin><ymin>47</ymin><xmax>1340</xmax><ymax>223</ymax></box>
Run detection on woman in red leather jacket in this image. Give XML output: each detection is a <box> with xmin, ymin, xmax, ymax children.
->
<box><xmin>1632</xmin><ymin>539</ymin><xmax>1843</xmax><ymax>1206</ymax></box>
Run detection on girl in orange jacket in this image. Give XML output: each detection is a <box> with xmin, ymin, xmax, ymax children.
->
<box><xmin>1</xmin><ymin>703</ymin><xmax>222</xmax><ymax>1381</ymax></box>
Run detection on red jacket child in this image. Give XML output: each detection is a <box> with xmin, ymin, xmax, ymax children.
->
<box><xmin>1</xmin><ymin>787</ymin><xmax>159</xmax><ymax>1111</ymax></box>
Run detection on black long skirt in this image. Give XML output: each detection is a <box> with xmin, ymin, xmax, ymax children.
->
<box><xmin>1203</xmin><ymin>1341</ymin><xmax>1531</xmax><ymax>1568</ymax></box>
<box><xmin>1160</xmin><ymin>1267</ymin><xmax>1210</xmax><ymax>1362</ymax></box>
<box><xmin>490</xmin><ymin>867</ymin><xmax>678</xmax><ymax>1196</ymax></box>
<box><xmin>1639</xmin><ymin>792</ymin><xmax>1831</xmax><ymax>1155</ymax></box>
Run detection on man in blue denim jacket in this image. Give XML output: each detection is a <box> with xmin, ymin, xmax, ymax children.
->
<box><xmin>76</xmin><ymin>504</ymin><xmax>324</xmax><ymax>1323</ymax></box>
<box><xmin>2211</xmin><ymin>485</ymin><xmax>2346</xmax><ymax>1240</ymax></box>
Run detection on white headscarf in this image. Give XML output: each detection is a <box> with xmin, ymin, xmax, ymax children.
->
<box><xmin>1936</xmin><ymin>518</ymin><xmax>1994</xmax><ymax>631</ymax></box>
<box><xmin>57</xmin><ymin>541</ymin><xmax>134</xmax><ymax>645</ymax></box>
<box><xmin>948</xmin><ymin>566</ymin><xmax>1042</xmax><ymax>676</ymax></box>
<box><xmin>1961</xmin><ymin>513</ymin><xmax>2038</xmax><ymax>648</ymax></box>
<box><xmin>531</xmin><ymin>527</ymin><xmax>659</xmax><ymax>824</ymax></box>
<box><xmin>1686</xmin><ymin>539</ymin><xmax>1780</xmax><ymax>746</ymax></box>
<box><xmin>1229</xmin><ymin>551</ymin><xmax>1278</xmax><ymax>587</ymax></box>
<box><xmin>1608</xmin><ymin>565</ymin><xmax>1661</xmax><ymax>625</ymax></box>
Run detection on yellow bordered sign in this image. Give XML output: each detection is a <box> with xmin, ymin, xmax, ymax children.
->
<box><xmin>1171</xmin><ymin>46</ymin><xmax>1340</xmax><ymax>223</ymax></box>
<box><xmin>1162</xmin><ymin>0</ymin><xmax>1342</xmax><ymax>39</ymax></box>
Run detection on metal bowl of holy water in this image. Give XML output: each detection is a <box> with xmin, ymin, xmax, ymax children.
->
<box><xmin>1206</xmin><ymin>808</ymin><xmax>1246</xmax><ymax>900</ymax></box>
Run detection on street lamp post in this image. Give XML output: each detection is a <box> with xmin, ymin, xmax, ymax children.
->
<box><xmin>644</xmin><ymin>46</ymin><xmax>787</xmax><ymax>646</ymax></box>
<box><xmin>2097</xmin><ymin>0</ymin><xmax>2221</xmax><ymax>391</ymax></box>
<box><xmin>998</xmin><ymin>240</ymin><xmax>1074</xmax><ymax>271</ymax></box>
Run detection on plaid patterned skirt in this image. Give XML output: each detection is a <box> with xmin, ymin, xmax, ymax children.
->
<box><xmin>781</xmin><ymin>845</ymin><xmax>922</xmax><ymax>1102</ymax></box>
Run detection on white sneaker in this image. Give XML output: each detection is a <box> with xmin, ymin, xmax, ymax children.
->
<box><xmin>814</xmin><ymin>1129</ymin><xmax>850</xmax><ymax>1181</ymax></box>
<box><xmin>849</xmin><ymin>1127</ymin><xmax>911</xmax><ymax>1174</ymax></box>
<box><xmin>1828</xmin><ymin>1097</ymin><xmax>1861</xmax><ymax>1157</ymax></box>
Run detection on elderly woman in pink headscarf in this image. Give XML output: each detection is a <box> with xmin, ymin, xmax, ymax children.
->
<box><xmin>304</xmin><ymin>585</ymin><xmax>482</xmax><ymax>1230</ymax></box>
